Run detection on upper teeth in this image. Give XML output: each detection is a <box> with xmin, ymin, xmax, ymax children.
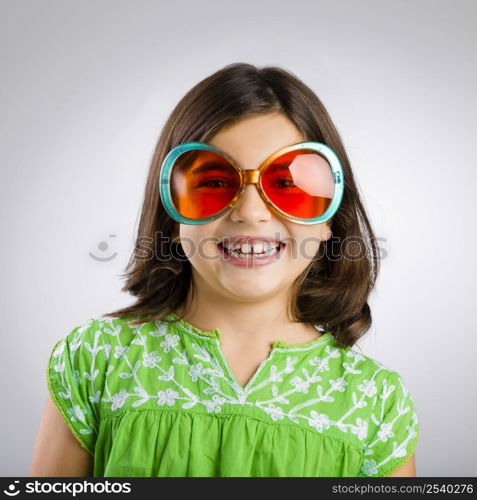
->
<box><xmin>222</xmin><ymin>242</ymin><xmax>281</xmax><ymax>254</ymax></box>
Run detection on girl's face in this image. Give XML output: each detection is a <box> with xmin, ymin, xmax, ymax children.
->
<box><xmin>177</xmin><ymin>111</ymin><xmax>332</xmax><ymax>303</ymax></box>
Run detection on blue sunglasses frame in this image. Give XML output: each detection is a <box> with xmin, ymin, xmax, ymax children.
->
<box><xmin>159</xmin><ymin>141</ymin><xmax>344</xmax><ymax>225</ymax></box>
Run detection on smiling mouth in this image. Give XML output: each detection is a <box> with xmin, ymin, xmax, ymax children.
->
<box><xmin>217</xmin><ymin>241</ymin><xmax>286</xmax><ymax>259</ymax></box>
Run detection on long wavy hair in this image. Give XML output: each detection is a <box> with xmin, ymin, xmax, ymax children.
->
<box><xmin>102</xmin><ymin>63</ymin><xmax>381</xmax><ymax>349</ymax></box>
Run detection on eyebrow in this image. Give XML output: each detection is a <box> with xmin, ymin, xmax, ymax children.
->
<box><xmin>267</xmin><ymin>163</ymin><xmax>290</xmax><ymax>172</ymax></box>
<box><xmin>190</xmin><ymin>161</ymin><xmax>291</xmax><ymax>175</ymax></box>
<box><xmin>190</xmin><ymin>162</ymin><xmax>228</xmax><ymax>176</ymax></box>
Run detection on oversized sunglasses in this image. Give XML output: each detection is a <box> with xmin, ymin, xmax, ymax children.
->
<box><xmin>159</xmin><ymin>141</ymin><xmax>344</xmax><ymax>225</ymax></box>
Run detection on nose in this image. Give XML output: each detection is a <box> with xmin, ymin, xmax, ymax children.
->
<box><xmin>229</xmin><ymin>184</ymin><xmax>272</xmax><ymax>223</ymax></box>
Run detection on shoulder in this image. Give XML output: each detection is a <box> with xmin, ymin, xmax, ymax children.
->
<box><xmin>323</xmin><ymin>337</ymin><xmax>401</xmax><ymax>383</ymax></box>
<box><xmin>52</xmin><ymin>315</ymin><xmax>177</xmax><ymax>362</ymax></box>
<box><xmin>55</xmin><ymin>315</ymin><xmax>149</xmax><ymax>343</ymax></box>
<box><xmin>347</xmin><ymin>352</ymin><xmax>420</xmax><ymax>476</ymax></box>
<box><xmin>322</xmin><ymin>341</ymin><xmax>420</xmax><ymax>476</ymax></box>
<box><xmin>49</xmin><ymin>316</ymin><xmax>141</xmax><ymax>366</ymax></box>
<box><xmin>47</xmin><ymin>316</ymin><xmax>151</xmax><ymax>402</ymax></box>
<box><xmin>322</xmin><ymin>338</ymin><xmax>418</xmax><ymax>413</ymax></box>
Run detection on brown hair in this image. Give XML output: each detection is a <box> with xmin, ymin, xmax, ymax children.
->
<box><xmin>102</xmin><ymin>63</ymin><xmax>381</xmax><ymax>349</ymax></box>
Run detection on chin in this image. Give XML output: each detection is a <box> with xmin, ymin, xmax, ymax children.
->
<box><xmin>222</xmin><ymin>282</ymin><xmax>282</xmax><ymax>300</ymax></box>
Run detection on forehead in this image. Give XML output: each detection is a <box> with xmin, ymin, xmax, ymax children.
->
<box><xmin>208</xmin><ymin>112</ymin><xmax>305</xmax><ymax>169</ymax></box>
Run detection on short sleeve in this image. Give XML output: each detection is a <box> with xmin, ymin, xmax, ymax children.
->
<box><xmin>358</xmin><ymin>370</ymin><xmax>420</xmax><ymax>477</ymax></box>
<box><xmin>46</xmin><ymin>318</ymin><xmax>106</xmax><ymax>456</ymax></box>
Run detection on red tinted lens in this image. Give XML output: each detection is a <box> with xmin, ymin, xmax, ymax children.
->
<box><xmin>261</xmin><ymin>149</ymin><xmax>334</xmax><ymax>219</ymax></box>
<box><xmin>170</xmin><ymin>149</ymin><xmax>241</xmax><ymax>219</ymax></box>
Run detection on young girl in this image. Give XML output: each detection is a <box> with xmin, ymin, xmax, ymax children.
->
<box><xmin>30</xmin><ymin>63</ymin><xmax>420</xmax><ymax>478</ymax></box>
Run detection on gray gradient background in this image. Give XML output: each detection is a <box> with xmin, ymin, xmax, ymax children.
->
<box><xmin>1</xmin><ymin>0</ymin><xmax>475</xmax><ymax>477</ymax></box>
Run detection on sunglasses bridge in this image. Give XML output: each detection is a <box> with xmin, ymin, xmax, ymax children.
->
<box><xmin>242</xmin><ymin>169</ymin><xmax>260</xmax><ymax>185</ymax></box>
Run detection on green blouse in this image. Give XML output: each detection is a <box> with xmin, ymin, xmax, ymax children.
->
<box><xmin>46</xmin><ymin>312</ymin><xmax>420</xmax><ymax>477</ymax></box>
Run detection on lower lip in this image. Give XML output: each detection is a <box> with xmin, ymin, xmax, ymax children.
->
<box><xmin>217</xmin><ymin>242</ymin><xmax>286</xmax><ymax>267</ymax></box>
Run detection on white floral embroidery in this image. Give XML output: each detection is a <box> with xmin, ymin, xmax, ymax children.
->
<box><xmin>309</xmin><ymin>356</ymin><xmax>330</xmax><ymax>372</ymax></box>
<box><xmin>350</xmin><ymin>418</ymin><xmax>368</xmax><ymax>440</ymax></box>
<box><xmin>346</xmin><ymin>350</ymin><xmax>365</xmax><ymax>362</ymax></box>
<box><xmin>70</xmin><ymin>340</ymin><xmax>82</xmax><ymax>352</ymax></box>
<box><xmin>131</xmin><ymin>333</ymin><xmax>147</xmax><ymax>346</ymax></box>
<box><xmin>110</xmin><ymin>389</ymin><xmax>129</xmax><ymax>410</ymax></box>
<box><xmin>89</xmin><ymin>391</ymin><xmax>101</xmax><ymax>404</ymax></box>
<box><xmin>72</xmin><ymin>369</ymin><xmax>81</xmax><ymax>387</ymax></box>
<box><xmin>113</xmin><ymin>346</ymin><xmax>129</xmax><ymax>359</ymax></box>
<box><xmin>68</xmin><ymin>404</ymin><xmax>86</xmax><ymax>424</ymax></box>
<box><xmin>48</xmin><ymin>315</ymin><xmax>419</xmax><ymax>477</ymax></box>
<box><xmin>360</xmin><ymin>459</ymin><xmax>378</xmax><ymax>476</ymax></box>
<box><xmin>54</xmin><ymin>362</ymin><xmax>65</xmax><ymax>373</ymax></box>
<box><xmin>358</xmin><ymin>379</ymin><xmax>378</xmax><ymax>398</ymax></box>
<box><xmin>158</xmin><ymin>365</ymin><xmax>175</xmax><ymax>381</ymax></box>
<box><xmin>308</xmin><ymin>411</ymin><xmax>330</xmax><ymax>432</ymax></box>
<box><xmin>103</xmin><ymin>344</ymin><xmax>112</xmax><ymax>360</ymax></box>
<box><xmin>160</xmin><ymin>334</ymin><xmax>180</xmax><ymax>353</ymax></box>
<box><xmin>263</xmin><ymin>403</ymin><xmax>285</xmax><ymax>421</ymax></box>
<box><xmin>149</xmin><ymin>322</ymin><xmax>168</xmax><ymax>337</ymax></box>
<box><xmin>52</xmin><ymin>342</ymin><xmax>65</xmax><ymax>358</ymax></box>
<box><xmin>377</xmin><ymin>422</ymin><xmax>395</xmax><ymax>441</ymax></box>
<box><xmin>203</xmin><ymin>395</ymin><xmax>226</xmax><ymax>413</ymax></box>
<box><xmin>83</xmin><ymin>369</ymin><xmax>99</xmax><ymax>381</ymax></box>
<box><xmin>358</xmin><ymin>374</ymin><xmax>420</xmax><ymax>476</ymax></box>
<box><xmin>192</xmin><ymin>342</ymin><xmax>212</xmax><ymax>363</ymax></box>
<box><xmin>143</xmin><ymin>351</ymin><xmax>162</xmax><ymax>368</ymax></box>
<box><xmin>269</xmin><ymin>365</ymin><xmax>283</xmax><ymax>383</ymax></box>
<box><xmin>290</xmin><ymin>376</ymin><xmax>310</xmax><ymax>393</ymax></box>
<box><xmin>329</xmin><ymin>377</ymin><xmax>347</xmax><ymax>392</ymax></box>
<box><xmin>157</xmin><ymin>388</ymin><xmax>180</xmax><ymax>406</ymax></box>
<box><xmin>189</xmin><ymin>363</ymin><xmax>206</xmax><ymax>382</ymax></box>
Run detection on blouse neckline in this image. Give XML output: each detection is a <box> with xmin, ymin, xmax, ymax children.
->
<box><xmin>164</xmin><ymin>312</ymin><xmax>334</xmax><ymax>351</ymax></box>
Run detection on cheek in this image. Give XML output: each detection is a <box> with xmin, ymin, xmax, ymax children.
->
<box><xmin>177</xmin><ymin>228</ymin><xmax>198</xmax><ymax>260</ymax></box>
<box><xmin>298</xmin><ymin>238</ymin><xmax>322</xmax><ymax>261</ymax></box>
<box><xmin>287</xmin><ymin>229</ymin><xmax>325</xmax><ymax>263</ymax></box>
<box><xmin>195</xmin><ymin>240</ymin><xmax>221</xmax><ymax>261</ymax></box>
<box><xmin>179</xmin><ymin>234</ymin><xmax>219</xmax><ymax>263</ymax></box>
